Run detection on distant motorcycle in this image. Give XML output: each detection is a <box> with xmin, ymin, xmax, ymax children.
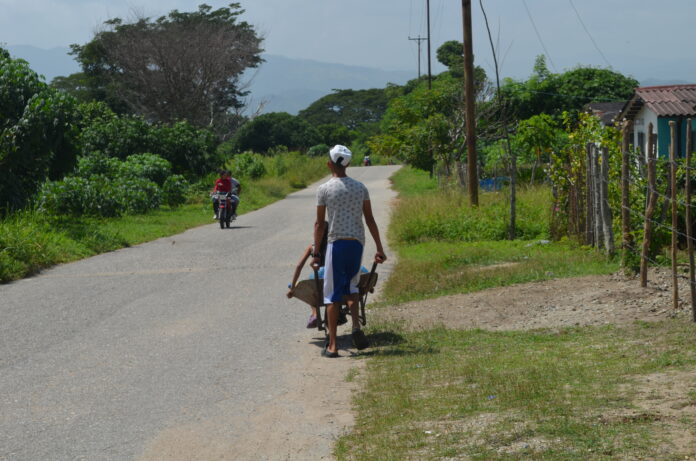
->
<box><xmin>213</xmin><ymin>191</ymin><xmax>237</xmax><ymax>229</ymax></box>
<box><xmin>363</xmin><ymin>156</ymin><xmax>372</xmax><ymax>166</ymax></box>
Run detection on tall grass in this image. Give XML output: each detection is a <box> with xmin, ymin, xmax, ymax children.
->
<box><xmin>389</xmin><ymin>168</ymin><xmax>551</xmax><ymax>244</ymax></box>
<box><xmin>381</xmin><ymin>166</ymin><xmax>616</xmax><ymax>304</ymax></box>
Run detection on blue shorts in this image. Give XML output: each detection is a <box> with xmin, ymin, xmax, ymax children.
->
<box><xmin>309</xmin><ymin>265</ymin><xmax>367</xmax><ymax>281</ymax></box>
<box><xmin>323</xmin><ymin>240</ymin><xmax>363</xmax><ymax>304</ymax></box>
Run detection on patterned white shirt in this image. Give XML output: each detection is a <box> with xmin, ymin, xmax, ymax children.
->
<box><xmin>317</xmin><ymin>176</ymin><xmax>370</xmax><ymax>245</ymax></box>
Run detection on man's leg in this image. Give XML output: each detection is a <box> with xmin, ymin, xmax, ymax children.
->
<box><xmin>345</xmin><ymin>294</ymin><xmax>360</xmax><ymax>329</ymax></box>
<box><xmin>326</xmin><ymin>302</ymin><xmax>341</xmax><ymax>355</ymax></box>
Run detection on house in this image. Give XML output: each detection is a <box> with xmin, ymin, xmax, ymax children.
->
<box><xmin>618</xmin><ymin>84</ymin><xmax>696</xmax><ymax>159</ymax></box>
<box><xmin>585</xmin><ymin>101</ymin><xmax>626</xmax><ymax>127</ymax></box>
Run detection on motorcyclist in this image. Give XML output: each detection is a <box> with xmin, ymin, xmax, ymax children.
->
<box><xmin>211</xmin><ymin>170</ymin><xmax>241</xmax><ymax>219</ymax></box>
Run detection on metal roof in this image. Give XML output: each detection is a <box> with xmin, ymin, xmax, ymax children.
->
<box><xmin>619</xmin><ymin>84</ymin><xmax>696</xmax><ymax>121</ymax></box>
<box><xmin>585</xmin><ymin>101</ymin><xmax>626</xmax><ymax>126</ymax></box>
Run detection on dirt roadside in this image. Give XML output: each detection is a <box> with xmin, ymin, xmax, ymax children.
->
<box><xmin>376</xmin><ymin>267</ymin><xmax>694</xmax><ymax>331</ymax></box>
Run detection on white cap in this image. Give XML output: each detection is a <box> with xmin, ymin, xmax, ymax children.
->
<box><xmin>329</xmin><ymin>145</ymin><xmax>352</xmax><ymax>166</ymax></box>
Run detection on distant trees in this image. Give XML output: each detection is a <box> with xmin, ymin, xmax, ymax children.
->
<box><xmin>69</xmin><ymin>3</ymin><xmax>263</xmax><ymax>134</ymax></box>
<box><xmin>231</xmin><ymin>112</ymin><xmax>321</xmax><ymax>154</ymax></box>
<box><xmin>298</xmin><ymin>88</ymin><xmax>389</xmax><ymax>130</ymax></box>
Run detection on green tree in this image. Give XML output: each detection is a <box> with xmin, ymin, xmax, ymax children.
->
<box><xmin>232</xmin><ymin>112</ymin><xmax>321</xmax><ymax>154</ymax></box>
<box><xmin>370</xmin><ymin>72</ymin><xmax>490</xmax><ymax>174</ymax></box>
<box><xmin>70</xmin><ymin>3</ymin><xmax>263</xmax><ymax>133</ymax></box>
<box><xmin>513</xmin><ymin>114</ymin><xmax>567</xmax><ymax>184</ymax></box>
<box><xmin>0</xmin><ymin>50</ymin><xmax>80</xmax><ymax>212</ymax></box>
<box><xmin>298</xmin><ymin>88</ymin><xmax>389</xmax><ymax>131</ymax></box>
<box><xmin>501</xmin><ymin>57</ymin><xmax>638</xmax><ymax>121</ymax></box>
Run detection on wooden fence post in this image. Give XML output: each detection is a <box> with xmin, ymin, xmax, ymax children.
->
<box><xmin>686</xmin><ymin>118</ymin><xmax>696</xmax><ymax>321</ymax></box>
<box><xmin>586</xmin><ymin>142</ymin><xmax>594</xmax><ymax>246</ymax></box>
<box><xmin>641</xmin><ymin>123</ymin><xmax>657</xmax><ymax>287</ymax></box>
<box><xmin>600</xmin><ymin>146</ymin><xmax>615</xmax><ymax>256</ymax></box>
<box><xmin>592</xmin><ymin>145</ymin><xmax>604</xmax><ymax>249</ymax></box>
<box><xmin>622</xmin><ymin>120</ymin><xmax>633</xmax><ymax>268</ymax></box>
<box><xmin>669</xmin><ymin>120</ymin><xmax>679</xmax><ymax>310</ymax></box>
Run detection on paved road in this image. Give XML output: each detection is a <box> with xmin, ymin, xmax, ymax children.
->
<box><xmin>0</xmin><ymin>165</ymin><xmax>400</xmax><ymax>461</ymax></box>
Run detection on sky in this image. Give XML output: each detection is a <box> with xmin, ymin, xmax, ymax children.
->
<box><xmin>1</xmin><ymin>0</ymin><xmax>695</xmax><ymax>82</ymax></box>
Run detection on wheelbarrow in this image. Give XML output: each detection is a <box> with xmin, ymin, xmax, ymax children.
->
<box><xmin>290</xmin><ymin>262</ymin><xmax>379</xmax><ymax>334</ymax></box>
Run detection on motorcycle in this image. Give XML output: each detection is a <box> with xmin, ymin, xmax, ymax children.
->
<box><xmin>213</xmin><ymin>191</ymin><xmax>237</xmax><ymax>229</ymax></box>
<box><xmin>363</xmin><ymin>156</ymin><xmax>372</xmax><ymax>166</ymax></box>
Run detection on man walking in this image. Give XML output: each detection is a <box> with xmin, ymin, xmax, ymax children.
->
<box><xmin>312</xmin><ymin>145</ymin><xmax>387</xmax><ymax>357</ymax></box>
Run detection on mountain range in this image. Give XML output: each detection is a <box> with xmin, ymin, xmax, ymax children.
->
<box><xmin>5</xmin><ymin>45</ymin><xmax>413</xmax><ymax>115</ymax></box>
<box><xmin>6</xmin><ymin>45</ymin><xmax>692</xmax><ymax>116</ymax></box>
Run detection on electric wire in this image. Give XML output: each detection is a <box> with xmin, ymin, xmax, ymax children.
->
<box><xmin>521</xmin><ymin>0</ymin><xmax>557</xmax><ymax>72</ymax></box>
<box><xmin>568</xmin><ymin>0</ymin><xmax>612</xmax><ymax>68</ymax></box>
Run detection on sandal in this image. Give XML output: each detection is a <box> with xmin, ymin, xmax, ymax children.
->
<box><xmin>322</xmin><ymin>346</ymin><xmax>339</xmax><ymax>358</ymax></box>
<box><xmin>306</xmin><ymin>314</ymin><xmax>317</xmax><ymax>329</ymax></box>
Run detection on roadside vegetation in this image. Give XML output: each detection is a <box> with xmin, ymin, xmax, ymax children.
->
<box><xmin>0</xmin><ymin>154</ymin><xmax>327</xmax><ymax>283</ymax></box>
<box><xmin>338</xmin><ymin>320</ymin><xmax>696</xmax><ymax>460</ymax></box>
<box><xmin>381</xmin><ymin>167</ymin><xmax>618</xmax><ymax>304</ymax></box>
<box><xmin>335</xmin><ymin>167</ymin><xmax>696</xmax><ymax>459</ymax></box>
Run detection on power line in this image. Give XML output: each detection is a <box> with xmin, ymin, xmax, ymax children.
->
<box><xmin>521</xmin><ymin>0</ymin><xmax>557</xmax><ymax>72</ymax></box>
<box><xmin>568</xmin><ymin>0</ymin><xmax>612</xmax><ymax>68</ymax></box>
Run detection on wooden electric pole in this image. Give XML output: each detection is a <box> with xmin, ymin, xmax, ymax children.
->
<box><xmin>462</xmin><ymin>0</ymin><xmax>478</xmax><ymax>205</ymax></box>
<box><xmin>426</xmin><ymin>0</ymin><xmax>432</xmax><ymax>89</ymax></box>
<box><xmin>408</xmin><ymin>36</ymin><xmax>427</xmax><ymax>79</ymax></box>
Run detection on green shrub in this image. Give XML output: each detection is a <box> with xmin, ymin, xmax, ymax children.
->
<box><xmin>307</xmin><ymin>144</ymin><xmax>329</xmax><ymax>157</ymax></box>
<box><xmin>162</xmin><ymin>175</ymin><xmax>189</xmax><ymax>207</ymax></box>
<box><xmin>120</xmin><ymin>153</ymin><xmax>172</xmax><ymax>185</ymax></box>
<box><xmin>38</xmin><ymin>174</ymin><xmax>161</xmax><ymax>217</ymax></box>
<box><xmin>232</xmin><ymin>151</ymin><xmax>267</xmax><ymax>179</ymax></box>
<box><xmin>75</xmin><ymin>151</ymin><xmax>121</xmax><ymax>177</ymax></box>
<box><xmin>117</xmin><ymin>178</ymin><xmax>160</xmax><ymax>214</ymax></box>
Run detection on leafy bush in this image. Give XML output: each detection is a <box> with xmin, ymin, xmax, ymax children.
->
<box><xmin>38</xmin><ymin>176</ymin><xmax>122</xmax><ymax>217</ymax></box>
<box><xmin>232</xmin><ymin>151</ymin><xmax>266</xmax><ymax>179</ymax></box>
<box><xmin>162</xmin><ymin>175</ymin><xmax>189</xmax><ymax>207</ymax></box>
<box><xmin>307</xmin><ymin>144</ymin><xmax>329</xmax><ymax>157</ymax></box>
<box><xmin>79</xmin><ymin>113</ymin><xmax>153</xmax><ymax>159</ymax></box>
<box><xmin>77</xmin><ymin>102</ymin><xmax>218</xmax><ymax>176</ymax></box>
<box><xmin>153</xmin><ymin>121</ymin><xmax>218</xmax><ymax>177</ymax></box>
<box><xmin>39</xmin><ymin>171</ymin><xmax>161</xmax><ymax>217</ymax></box>
<box><xmin>117</xmin><ymin>178</ymin><xmax>160</xmax><ymax>214</ymax></box>
<box><xmin>120</xmin><ymin>153</ymin><xmax>172</xmax><ymax>185</ymax></box>
<box><xmin>75</xmin><ymin>151</ymin><xmax>122</xmax><ymax>177</ymax></box>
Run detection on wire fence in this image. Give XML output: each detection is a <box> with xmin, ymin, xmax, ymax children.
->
<box><xmin>562</xmin><ymin>119</ymin><xmax>696</xmax><ymax>322</ymax></box>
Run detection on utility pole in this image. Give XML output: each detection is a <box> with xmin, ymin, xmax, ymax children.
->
<box><xmin>426</xmin><ymin>0</ymin><xmax>432</xmax><ymax>89</ymax></box>
<box><xmin>462</xmin><ymin>0</ymin><xmax>478</xmax><ymax>205</ymax></box>
<box><xmin>408</xmin><ymin>36</ymin><xmax>427</xmax><ymax>79</ymax></box>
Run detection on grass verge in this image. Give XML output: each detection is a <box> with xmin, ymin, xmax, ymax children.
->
<box><xmin>337</xmin><ymin>320</ymin><xmax>696</xmax><ymax>460</ymax></box>
<box><xmin>380</xmin><ymin>239</ymin><xmax>618</xmax><ymax>305</ymax></box>
<box><xmin>333</xmin><ymin>166</ymin><xmax>695</xmax><ymax>459</ymax></box>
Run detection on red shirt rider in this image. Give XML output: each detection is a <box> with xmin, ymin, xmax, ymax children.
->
<box><xmin>214</xmin><ymin>177</ymin><xmax>232</xmax><ymax>193</ymax></box>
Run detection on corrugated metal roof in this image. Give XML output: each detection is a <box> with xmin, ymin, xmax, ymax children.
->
<box><xmin>636</xmin><ymin>84</ymin><xmax>696</xmax><ymax>117</ymax></box>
